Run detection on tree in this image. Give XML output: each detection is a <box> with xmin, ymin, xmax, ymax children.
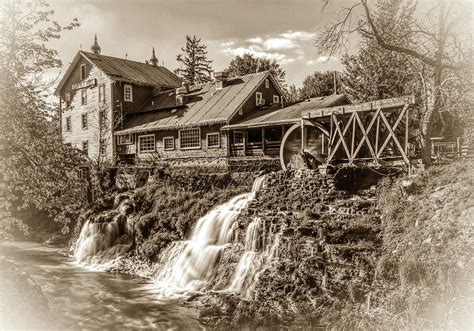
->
<box><xmin>0</xmin><ymin>0</ymin><xmax>85</xmax><ymax>236</ymax></box>
<box><xmin>176</xmin><ymin>35</ymin><xmax>213</xmax><ymax>85</ymax></box>
<box><xmin>226</xmin><ymin>53</ymin><xmax>286</xmax><ymax>85</ymax></box>
<box><xmin>315</xmin><ymin>0</ymin><xmax>473</xmax><ymax>165</ymax></box>
<box><xmin>299</xmin><ymin>71</ymin><xmax>341</xmax><ymax>99</ymax></box>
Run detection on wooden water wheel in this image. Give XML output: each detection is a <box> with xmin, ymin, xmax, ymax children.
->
<box><xmin>279</xmin><ymin>122</ymin><xmax>328</xmax><ymax>170</ymax></box>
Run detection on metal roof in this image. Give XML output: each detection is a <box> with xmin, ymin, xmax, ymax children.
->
<box><xmin>115</xmin><ymin>71</ymin><xmax>272</xmax><ymax>134</ymax></box>
<box><xmin>55</xmin><ymin>51</ymin><xmax>182</xmax><ymax>95</ymax></box>
<box><xmin>81</xmin><ymin>51</ymin><xmax>182</xmax><ymax>87</ymax></box>
<box><xmin>222</xmin><ymin>94</ymin><xmax>350</xmax><ymax>130</ymax></box>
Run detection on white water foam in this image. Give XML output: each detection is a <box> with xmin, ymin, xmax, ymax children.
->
<box><xmin>154</xmin><ymin>176</ymin><xmax>265</xmax><ymax>297</ymax></box>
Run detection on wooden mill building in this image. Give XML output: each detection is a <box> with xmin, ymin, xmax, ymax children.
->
<box><xmin>55</xmin><ymin>36</ymin><xmax>182</xmax><ymax>161</ymax></box>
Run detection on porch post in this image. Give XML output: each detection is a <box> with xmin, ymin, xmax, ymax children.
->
<box><xmin>301</xmin><ymin>119</ymin><xmax>305</xmax><ymax>153</ymax></box>
<box><xmin>261</xmin><ymin>127</ymin><xmax>266</xmax><ymax>155</ymax></box>
<box><xmin>243</xmin><ymin>129</ymin><xmax>247</xmax><ymax>156</ymax></box>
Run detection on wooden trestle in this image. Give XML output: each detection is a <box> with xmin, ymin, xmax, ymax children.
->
<box><xmin>300</xmin><ymin>95</ymin><xmax>417</xmax><ymax>169</ymax></box>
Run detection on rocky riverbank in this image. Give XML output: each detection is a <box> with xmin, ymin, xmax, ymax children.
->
<box><xmin>60</xmin><ymin>161</ymin><xmax>473</xmax><ymax>330</ymax></box>
<box><xmin>199</xmin><ymin>161</ymin><xmax>473</xmax><ymax>329</ymax></box>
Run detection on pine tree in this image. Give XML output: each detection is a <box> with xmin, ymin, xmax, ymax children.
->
<box><xmin>176</xmin><ymin>35</ymin><xmax>213</xmax><ymax>85</ymax></box>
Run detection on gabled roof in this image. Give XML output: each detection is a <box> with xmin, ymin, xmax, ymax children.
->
<box><xmin>115</xmin><ymin>71</ymin><xmax>281</xmax><ymax>134</ymax></box>
<box><xmin>222</xmin><ymin>94</ymin><xmax>350</xmax><ymax>130</ymax></box>
<box><xmin>55</xmin><ymin>51</ymin><xmax>182</xmax><ymax>95</ymax></box>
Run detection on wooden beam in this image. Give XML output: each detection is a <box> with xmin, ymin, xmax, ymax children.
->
<box><xmin>377</xmin><ymin>105</ymin><xmax>409</xmax><ymax>164</ymax></box>
<box><xmin>353</xmin><ymin>110</ymin><xmax>378</xmax><ymax>163</ymax></box>
<box><xmin>302</xmin><ymin>95</ymin><xmax>415</xmax><ymax>119</ymax></box>
<box><xmin>327</xmin><ymin>113</ymin><xmax>355</xmax><ymax>162</ymax></box>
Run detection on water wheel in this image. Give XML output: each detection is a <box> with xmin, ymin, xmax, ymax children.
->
<box><xmin>280</xmin><ymin>122</ymin><xmax>328</xmax><ymax>170</ymax></box>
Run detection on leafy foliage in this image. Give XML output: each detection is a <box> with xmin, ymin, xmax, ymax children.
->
<box><xmin>176</xmin><ymin>35</ymin><xmax>213</xmax><ymax>84</ymax></box>
<box><xmin>226</xmin><ymin>53</ymin><xmax>286</xmax><ymax>85</ymax></box>
<box><xmin>0</xmin><ymin>0</ymin><xmax>85</xmax><ymax>237</ymax></box>
<box><xmin>299</xmin><ymin>70</ymin><xmax>341</xmax><ymax>99</ymax></box>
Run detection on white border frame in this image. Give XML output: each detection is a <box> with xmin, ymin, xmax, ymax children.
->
<box><xmin>163</xmin><ymin>136</ymin><xmax>175</xmax><ymax>151</ymax></box>
<box><xmin>179</xmin><ymin>127</ymin><xmax>201</xmax><ymax>150</ymax></box>
<box><xmin>138</xmin><ymin>134</ymin><xmax>155</xmax><ymax>153</ymax></box>
<box><xmin>124</xmin><ymin>84</ymin><xmax>133</xmax><ymax>102</ymax></box>
<box><xmin>206</xmin><ymin>132</ymin><xmax>220</xmax><ymax>149</ymax></box>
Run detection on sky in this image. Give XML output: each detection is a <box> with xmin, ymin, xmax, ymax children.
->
<box><xmin>47</xmin><ymin>0</ymin><xmax>354</xmax><ymax>87</ymax></box>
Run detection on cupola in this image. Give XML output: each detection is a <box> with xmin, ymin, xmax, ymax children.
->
<box><xmin>91</xmin><ymin>34</ymin><xmax>101</xmax><ymax>54</ymax></box>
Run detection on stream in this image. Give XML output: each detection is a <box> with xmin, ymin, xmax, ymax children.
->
<box><xmin>0</xmin><ymin>241</ymin><xmax>203</xmax><ymax>330</ymax></box>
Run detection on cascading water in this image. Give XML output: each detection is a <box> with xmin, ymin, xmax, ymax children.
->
<box><xmin>74</xmin><ymin>194</ymin><xmax>135</xmax><ymax>268</ymax></box>
<box><xmin>225</xmin><ymin>216</ymin><xmax>282</xmax><ymax>299</ymax></box>
<box><xmin>154</xmin><ymin>176</ymin><xmax>266</xmax><ymax>297</ymax></box>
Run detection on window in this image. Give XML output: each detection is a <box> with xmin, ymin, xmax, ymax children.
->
<box><xmin>124</xmin><ymin>84</ymin><xmax>133</xmax><ymax>102</ymax></box>
<box><xmin>82</xmin><ymin>141</ymin><xmax>88</xmax><ymax>156</ymax></box>
<box><xmin>80</xmin><ymin>64</ymin><xmax>86</xmax><ymax>80</ymax></box>
<box><xmin>98</xmin><ymin>109</ymin><xmax>106</xmax><ymax>129</ymax></box>
<box><xmin>256</xmin><ymin>92</ymin><xmax>263</xmax><ymax>106</ymax></box>
<box><xmin>99</xmin><ymin>138</ymin><xmax>107</xmax><ymax>155</ymax></box>
<box><xmin>247</xmin><ymin>129</ymin><xmax>262</xmax><ymax>144</ymax></box>
<box><xmin>163</xmin><ymin>137</ymin><xmax>175</xmax><ymax>151</ymax></box>
<box><xmin>138</xmin><ymin>134</ymin><xmax>155</xmax><ymax>153</ymax></box>
<box><xmin>179</xmin><ymin>127</ymin><xmax>201</xmax><ymax>149</ymax></box>
<box><xmin>65</xmin><ymin>93</ymin><xmax>71</xmax><ymax>107</ymax></box>
<box><xmin>65</xmin><ymin>116</ymin><xmax>71</xmax><ymax>132</ymax></box>
<box><xmin>273</xmin><ymin>95</ymin><xmax>280</xmax><ymax>104</ymax></box>
<box><xmin>265</xmin><ymin>79</ymin><xmax>269</xmax><ymax>88</ymax></box>
<box><xmin>81</xmin><ymin>113</ymin><xmax>88</xmax><ymax>129</ymax></box>
<box><xmin>238</xmin><ymin>108</ymin><xmax>243</xmax><ymax>115</ymax></box>
<box><xmin>233</xmin><ymin>131</ymin><xmax>243</xmax><ymax>145</ymax></box>
<box><xmin>207</xmin><ymin>133</ymin><xmax>220</xmax><ymax>148</ymax></box>
<box><xmin>117</xmin><ymin>134</ymin><xmax>134</xmax><ymax>145</ymax></box>
<box><xmin>81</xmin><ymin>89</ymin><xmax>87</xmax><ymax>105</ymax></box>
<box><xmin>98</xmin><ymin>84</ymin><xmax>105</xmax><ymax>103</ymax></box>
<box><xmin>265</xmin><ymin>127</ymin><xmax>283</xmax><ymax>142</ymax></box>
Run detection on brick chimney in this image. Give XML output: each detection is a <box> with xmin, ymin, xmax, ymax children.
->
<box><xmin>214</xmin><ymin>71</ymin><xmax>229</xmax><ymax>90</ymax></box>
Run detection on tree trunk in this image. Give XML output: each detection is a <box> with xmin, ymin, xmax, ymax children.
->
<box><xmin>420</xmin><ymin>69</ymin><xmax>443</xmax><ymax>167</ymax></box>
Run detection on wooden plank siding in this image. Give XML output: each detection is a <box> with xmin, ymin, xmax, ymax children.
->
<box><xmin>119</xmin><ymin>124</ymin><xmax>228</xmax><ymax>162</ymax></box>
<box><xmin>61</xmin><ymin>58</ymin><xmax>115</xmax><ymax>160</ymax></box>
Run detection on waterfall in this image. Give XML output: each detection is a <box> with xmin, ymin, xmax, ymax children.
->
<box><xmin>154</xmin><ymin>176</ymin><xmax>265</xmax><ymax>297</ymax></box>
<box><xmin>225</xmin><ymin>217</ymin><xmax>282</xmax><ymax>298</ymax></box>
<box><xmin>74</xmin><ymin>195</ymin><xmax>134</xmax><ymax>267</ymax></box>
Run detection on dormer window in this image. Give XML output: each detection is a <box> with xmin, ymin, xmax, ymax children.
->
<box><xmin>265</xmin><ymin>79</ymin><xmax>269</xmax><ymax>88</ymax></box>
<box><xmin>273</xmin><ymin>95</ymin><xmax>280</xmax><ymax>104</ymax></box>
<box><xmin>80</xmin><ymin>64</ymin><xmax>86</xmax><ymax>80</ymax></box>
<box><xmin>124</xmin><ymin>84</ymin><xmax>133</xmax><ymax>102</ymax></box>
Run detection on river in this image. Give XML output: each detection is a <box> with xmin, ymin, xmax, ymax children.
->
<box><xmin>0</xmin><ymin>241</ymin><xmax>204</xmax><ymax>330</ymax></box>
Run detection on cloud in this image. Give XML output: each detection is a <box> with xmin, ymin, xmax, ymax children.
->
<box><xmin>263</xmin><ymin>38</ymin><xmax>297</xmax><ymax>50</ymax></box>
<box><xmin>220</xmin><ymin>41</ymin><xmax>235</xmax><ymax>47</ymax></box>
<box><xmin>306</xmin><ymin>60</ymin><xmax>315</xmax><ymax>65</ymax></box>
<box><xmin>219</xmin><ymin>30</ymin><xmax>319</xmax><ymax>67</ymax></box>
<box><xmin>280</xmin><ymin>30</ymin><xmax>316</xmax><ymax>41</ymax></box>
<box><xmin>247</xmin><ymin>37</ymin><xmax>263</xmax><ymax>44</ymax></box>
<box><xmin>222</xmin><ymin>46</ymin><xmax>286</xmax><ymax>62</ymax></box>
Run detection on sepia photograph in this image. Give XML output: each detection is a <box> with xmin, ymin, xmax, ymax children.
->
<box><xmin>0</xmin><ymin>0</ymin><xmax>472</xmax><ymax>329</ymax></box>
